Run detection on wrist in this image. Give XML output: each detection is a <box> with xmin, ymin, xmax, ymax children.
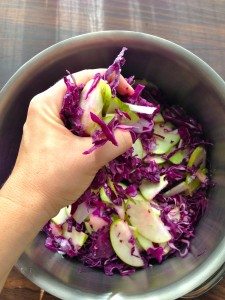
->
<box><xmin>0</xmin><ymin>171</ymin><xmax>55</xmax><ymax>225</ymax></box>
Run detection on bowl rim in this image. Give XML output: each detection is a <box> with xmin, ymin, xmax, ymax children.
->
<box><xmin>1</xmin><ymin>30</ymin><xmax>225</xmax><ymax>300</ymax></box>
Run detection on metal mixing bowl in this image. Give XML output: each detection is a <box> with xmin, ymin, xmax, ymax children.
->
<box><xmin>0</xmin><ymin>31</ymin><xmax>225</xmax><ymax>300</ymax></box>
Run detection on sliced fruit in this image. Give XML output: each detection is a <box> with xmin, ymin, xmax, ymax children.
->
<box><xmin>164</xmin><ymin>181</ymin><xmax>188</xmax><ymax>197</ymax></box>
<box><xmin>63</xmin><ymin>225</ymin><xmax>88</xmax><ymax>249</ymax></box>
<box><xmin>114</xmin><ymin>203</ymin><xmax>125</xmax><ymax>220</ymax></box>
<box><xmin>80</xmin><ymin>79</ymin><xmax>105</xmax><ymax>135</ymax></box>
<box><xmin>153</xmin><ymin>130</ymin><xmax>180</xmax><ymax>155</ymax></box>
<box><xmin>110</xmin><ymin>219</ymin><xmax>144</xmax><ymax>267</ymax></box>
<box><xmin>89</xmin><ymin>214</ymin><xmax>108</xmax><ymax>232</ymax></box>
<box><xmin>73</xmin><ymin>202</ymin><xmax>90</xmax><ymax>224</ymax></box>
<box><xmin>153</xmin><ymin>113</ymin><xmax>164</xmax><ymax>123</ymax></box>
<box><xmin>104</xmin><ymin>95</ymin><xmax>139</xmax><ymax>124</ymax></box>
<box><xmin>108</xmin><ymin>179</ymin><xmax>117</xmax><ymax>195</ymax></box>
<box><xmin>187</xmin><ymin>177</ymin><xmax>201</xmax><ymax>196</ymax></box>
<box><xmin>85</xmin><ymin>222</ymin><xmax>93</xmax><ymax>234</ymax></box>
<box><xmin>196</xmin><ymin>168</ymin><xmax>208</xmax><ymax>183</ymax></box>
<box><xmin>52</xmin><ymin>206</ymin><xmax>71</xmax><ymax>225</ymax></box>
<box><xmin>169</xmin><ymin>150</ymin><xmax>185</xmax><ymax>164</ymax></box>
<box><xmin>49</xmin><ymin>222</ymin><xmax>62</xmax><ymax>236</ymax></box>
<box><xmin>132</xmin><ymin>139</ymin><xmax>144</xmax><ymax>159</ymax></box>
<box><xmin>130</xmin><ymin>192</ymin><xmax>146</xmax><ymax>202</ymax></box>
<box><xmin>102</xmin><ymin>113</ymin><xmax>115</xmax><ymax>124</ymax></box>
<box><xmin>126</xmin><ymin>200</ymin><xmax>171</xmax><ymax>243</ymax></box>
<box><xmin>188</xmin><ymin>146</ymin><xmax>206</xmax><ymax>168</ymax></box>
<box><xmin>136</xmin><ymin>233</ymin><xmax>153</xmax><ymax>251</ymax></box>
<box><xmin>159</xmin><ymin>242</ymin><xmax>171</xmax><ymax>255</ymax></box>
<box><xmin>153</xmin><ymin>123</ymin><xmax>174</xmax><ymax>136</ymax></box>
<box><xmin>99</xmin><ymin>186</ymin><xmax>111</xmax><ymax>204</ymax></box>
<box><xmin>186</xmin><ymin>168</ymin><xmax>207</xmax><ymax>196</ymax></box>
<box><xmin>140</xmin><ymin>175</ymin><xmax>168</xmax><ymax>201</ymax></box>
<box><xmin>145</xmin><ymin>155</ymin><xmax>165</xmax><ymax>164</ymax></box>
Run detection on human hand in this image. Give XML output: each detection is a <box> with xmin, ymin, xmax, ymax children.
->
<box><xmin>1</xmin><ymin>69</ymin><xmax>133</xmax><ymax>219</ymax></box>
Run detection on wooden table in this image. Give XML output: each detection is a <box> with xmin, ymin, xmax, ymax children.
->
<box><xmin>0</xmin><ymin>0</ymin><xmax>225</xmax><ymax>299</ymax></box>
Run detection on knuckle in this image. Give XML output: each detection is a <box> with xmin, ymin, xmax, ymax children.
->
<box><xmin>28</xmin><ymin>93</ymin><xmax>45</xmax><ymax>113</ymax></box>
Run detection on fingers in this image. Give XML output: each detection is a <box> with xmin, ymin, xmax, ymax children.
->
<box><xmin>42</xmin><ymin>69</ymin><xmax>106</xmax><ymax>113</ymax></box>
<box><xmin>93</xmin><ymin>130</ymin><xmax>133</xmax><ymax>169</ymax></box>
<box><xmin>116</xmin><ymin>75</ymin><xmax>134</xmax><ymax>96</ymax></box>
<box><xmin>39</xmin><ymin>69</ymin><xmax>134</xmax><ymax>113</ymax></box>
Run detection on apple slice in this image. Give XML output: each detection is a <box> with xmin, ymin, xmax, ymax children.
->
<box><xmin>169</xmin><ymin>150</ymin><xmax>185</xmax><ymax>164</ymax></box>
<box><xmin>89</xmin><ymin>214</ymin><xmax>108</xmax><ymax>232</ymax></box>
<box><xmin>52</xmin><ymin>205</ymin><xmax>71</xmax><ymax>225</ymax></box>
<box><xmin>130</xmin><ymin>192</ymin><xmax>146</xmax><ymax>202</ymax></box>
<box><xmin>153</xmin><ymin>130</ymin><xmax>180</xmax><ymax>155</ymax></box>
<box><xmin>132</xmin><ymin>138</ymin><xmax>144</xmax><ymax>159</ymax></box>
<box><xmin>140</xmin><ymin>175</ymin><xmax>168</xmax><ymax>201</ymax></box>
<box><xmin>136</xmin><ymin>233</ymin><xmax>153</xmax><ymax>251</ymax></box>
<box><xmin>49</xmin><ymin>222</ymin><xmax>62</xmax><ymax>236</ymax></box>
<box><xmin>85</xmin><ymin>222</ymin><xmax>93</xmax><ymax>234</ymax></box>
<box><xmin>188</xmin><ymin>146</ymin><xmax>206</xmax><ymax>168</ymax></box>
<box><xmin>80</xmin><ymin>79</ymin><xmax>106</xmax><ymax>135</ymax></box>
<box><xmin>164</xmin><ymin>181</ymin><xmax>188</xmax><ymax>197</ymax></box>
<box><xmin>102</xmin><ymin>113</ymin><xmax>115</xmax><ymax>124</ymax></box>
<box><xmin>153</xmin><ymin>113</ymin><xmax>164</xmax><ymax>123</ymax></box>
<box><xmin>99</xmin><ymin>186</ymin><xmax>111</xmax><ymax>204</ymax></box>
<box><xmin>114</xmin><ymin>203</ymin><xmax>125</xmax><ymax>220</ymax></box>
<box><xmin>126</xmin><ymin>200</ymin><xmax>171</xmax><ymax>243</ymax></box>
<box><xmin>144</xmin><ymin>155</ymin><xmax>165</xmax><ymax>164</ymax></box>
<box><xmin>63</xmin><ymin>225</ymin><xmax>88</xmax><ymax>249</ymax></box>
<box><xmin>110</xmin><ymin>220</ymin><xmax>144</xmax><ymax>267</ymax></box>
<box><xmin>73</xmin><ymin>202</ymin><xmax>90</xmax><ymax>224</ymax></box>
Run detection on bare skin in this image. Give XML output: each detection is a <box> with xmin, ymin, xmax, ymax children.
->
<box><xmin>0</xmin><ymin>69</ymin><xmax>133</xmax><ymax>291</ymax></box>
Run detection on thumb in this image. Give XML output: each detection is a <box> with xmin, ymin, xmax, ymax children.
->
<box><xmin>93</xmin><ymin>130</ymin><xmax>133</xmax><ymax>168</ymax></box>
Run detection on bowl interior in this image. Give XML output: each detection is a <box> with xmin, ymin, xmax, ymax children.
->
<box><xmin>0</xmin><ymin>32</ymin><xmax>225</xmax><ymax>299</ymax></box>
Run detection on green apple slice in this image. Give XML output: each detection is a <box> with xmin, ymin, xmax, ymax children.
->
<box><xmin>49</xmin><ymin>222</ymin><xmax>62</xmax><ymax>236</ymax></box>
<box><xmin>114</xmin><ymin>203</ymin><xmax>125</xmax><ymax>220</ymax></box>
<box><xmin>195</xmin><ymin>168</ymin><xmax>208</xmax><ymax>183</ymax></box>
<box><xmin>169</xmin><ymin>150</ymin><xmax>185</xmax><ymax>164</ymax></box>
<box><xmin>140</xmin><ymin>175</ymin><xmax>168</xmax><ymax>200</ymax></box>
<box><xmin>164</xmin><ymin>181</ymin><xmax>188</xmax><ymax>197</ymax></box>
<box><xmin>102</xmin><ymin>113</ymin><xmax>115</xmax><ymax>124</ymax></box>
<box><xmin>126</xmin><ymin>200</ymin><xmax>171</xmax><ymax>243</ymax></box>
<box><xmin>89</xmin><ymin>214</ymin><xmax>108</xmax><ymax>232</ymax></box>
<box><xmin>80</xmin><ymin>79</ymin><xmax>105</xmax><ymax>135</ymax></box>
<box><xmin>153</xmin><ymin>113</ymin><xmax>164</xmax><ymax>123</ymax></box>
<box><xmin>186</xmin><ymin>168</ymin><xmax>207</xmax><ymax>196</ymax></box>
<box><xmin>188</xmin><ymin>146</ymin><xmax>206</xmax><ymax>168</ymax></box>
<box><xmin>132</xmin><ymin>138</ymin><xmax>144</xmax><ymax>159</ymax></box>
<box><xmin>136</xmin><ymin>233</ymin><xmax>153</xmax><ymax>251</ymax></box>
<box><xmin>153</xmin><ymin>130</ymin><xmax>180</xmax><ymax>155</ymax></box>
<box><xmin>52</xmin><ymin>205</ymin><xmax>71</xmax><ymax>225</ymax></box>
<box><xmin>99</xmin><ymin>186</ymin><xmax>111</xmax><ymax>204</ymax></box>
<box><xmin>110</xmin><ymin>220</ymin><xmax>144</xmax><ymax>267</ymax></box>
<box><xmin>145</xmin><ymin>155</ymin><xmax>165</xmax><ymax>164</ymax></box>
<box><xmin>131</xmin><ymin>192</ymin><xmax>146</xmax><ymax>202</ymax></box>
<box><xmin>73</xmin><ymin>202</ymin><xmax>90</xmax><ymax>224</ymax></box>
<box><xmin>63</xmin><ymin>225</ymin><xmax>88</xmax><ymax>249</ymax></box>
<box><xmin>85</xmin><ymin>222</ymin><xmax>93</xmax><ymax>234</ymax></box>
<box><xmin>153</xmin><ymin>123</ymin><xmax>174</xmax><ymax>135</ymax></box>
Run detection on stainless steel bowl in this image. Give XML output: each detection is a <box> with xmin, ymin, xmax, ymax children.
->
<box><xmin>0</xmin><ymin>31</ymin><xmax>225</xmax><ymax>300</ymax></box>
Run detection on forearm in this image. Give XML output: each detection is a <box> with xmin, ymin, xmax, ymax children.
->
<box><xmin>0</xmin><ymin>175</ymin><xmax>51</xmax><ymax>291</ymax></box>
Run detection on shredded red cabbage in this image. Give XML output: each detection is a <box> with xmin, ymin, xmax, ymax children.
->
<box><xmin>44</xmin><ymin>48</ymin><xmax>211</xmax><ymax>276</ymax></box>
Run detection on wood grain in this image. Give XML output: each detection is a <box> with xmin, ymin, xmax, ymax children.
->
<box><xmin>0</xmin><ymin>0</ymin><xmax>225</xmax><ymax>299</ymax></box>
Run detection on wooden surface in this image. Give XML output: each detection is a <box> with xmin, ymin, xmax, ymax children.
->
<box><xmin>0</xmin><ymin>0</ymin><xmax>225</xmax><ymax>299</ymax></box>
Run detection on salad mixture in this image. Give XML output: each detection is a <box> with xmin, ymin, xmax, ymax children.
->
<box><xmin>44</xmin><ymin>48</ymin><xmax>210</xmax><ymax>276</ymax></box>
